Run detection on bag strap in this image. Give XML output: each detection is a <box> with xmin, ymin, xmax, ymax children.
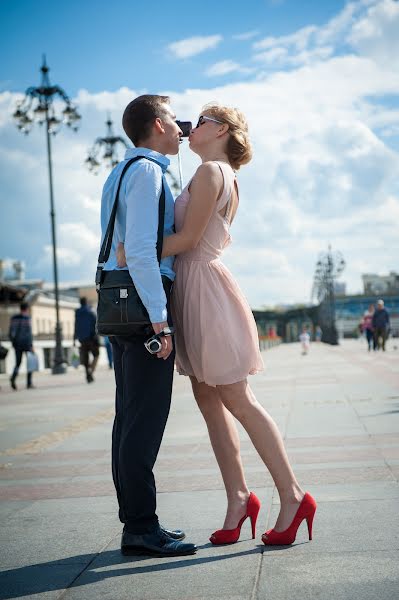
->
<box><xmin>96</xmin><ymin>156</ymin><xmax>166</xmax><ymax>287</ymax></box>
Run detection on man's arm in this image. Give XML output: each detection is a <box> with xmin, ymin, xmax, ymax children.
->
<box><xmin>73</xmin><ymin>309</ymin><xmax>78</xmax><ymax>342</ymax></box>
<box><xmin>124</xmin><ymin>161</ymin><xmax>168</xmax><ymax>323</ymax></box>
<box><xmin>8</xmin><ymin>316</ymin><xmax>16</xmax><ymax>343</ymax></box>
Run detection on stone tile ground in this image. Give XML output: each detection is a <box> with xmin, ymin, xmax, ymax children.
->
<box><xmin>0</xmin><ymin>340</ymin><xmax>398</xmax><ymax>599</ymax></box>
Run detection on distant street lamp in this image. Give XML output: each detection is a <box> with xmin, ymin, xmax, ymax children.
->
<box><xmin>312</xmin><ymin>245</ymin><xmax>345</xmax><ymax>345</ymax></box>
<box><xmin>85</xmin><ymin>114</ymin><xmax>181</xmax><ymax>193</ymax></box>
<box><xmin>13</xmin><ymin>56</ymin><xmax>81</xmax><ymax>374</ymax></box>
<box><xmin>85</xmin><ymin>114</ymin><xmax>128</xmax><ymax>173</ymax></box>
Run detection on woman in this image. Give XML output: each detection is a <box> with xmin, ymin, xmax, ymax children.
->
<box><xmin>118</xmin><ymin>104</ymin><xmax>316</xmax><ymax>545</ymax></box>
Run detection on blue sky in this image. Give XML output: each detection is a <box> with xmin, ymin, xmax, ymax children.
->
<box><xmin>1</xmin><ymin>0</ymin><xmax>347</xmax><ymax>95</ymax></box>
<box><xmin>1</xmin><ymin>0</ymin><xmax>398</xmax><ymax>308</ymax></box>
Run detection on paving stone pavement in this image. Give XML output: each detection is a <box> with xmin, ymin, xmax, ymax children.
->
<box><xmin>0</xmin><ymin>340</ymin><xmax>398</xmax><ymax>600</ymax></box>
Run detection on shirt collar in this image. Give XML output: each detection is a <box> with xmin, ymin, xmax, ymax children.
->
<box><xmin>124</xmin><ymin>147</ymin><xmax>170</xmax><ymax>173</ymax></box>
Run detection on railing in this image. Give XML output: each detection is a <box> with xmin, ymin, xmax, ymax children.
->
<box><xmin>258</xmin><ymin>335</ymin><xmax>281</xmax><ymax>351</ymax></box>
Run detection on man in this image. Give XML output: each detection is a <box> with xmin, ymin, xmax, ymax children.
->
<box><xmin>9</xmin><ymin>301</ymin><xmax>34</xmax><ymax>390</ymax></box>
<box><xmin>372</xmin><ymin>299</ymin><xmax>390</xmax><ymax>351</ymax></box>
<box><xmin>99</xmin><ymin>95</ymin><xmax>196</xmax><ymax>557</ymax></box>
<box><xmin>74</xmin><ymin>297</ymin><xmax>99</xmax><ymax>383</ymax></box>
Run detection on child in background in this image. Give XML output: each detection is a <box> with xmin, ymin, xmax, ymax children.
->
<box><xmin>299</xmin><ymin>326</ymin><xmax>311</xmax><ymax>355</ymax></box>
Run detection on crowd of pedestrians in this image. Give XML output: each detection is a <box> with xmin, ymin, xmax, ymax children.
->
<box><xmin>5</xmin><ymin>297</ymin><xmax>113</xmax><ymax>390</ymax></box>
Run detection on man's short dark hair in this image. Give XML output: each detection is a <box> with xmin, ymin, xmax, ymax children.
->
<box><xmin>122</xmin><ymin>95</ymin><xmax>170</xmax><ymax>146</ymax></box>
<box><xmin>80</xmin><ymin>297</ymin><xmax>87</xmax><ymax>306</ymax></box>
<box><xmin>20</xmin><ymin>301</ymin><xmax>29</xmax><ymax>312</ymax></box>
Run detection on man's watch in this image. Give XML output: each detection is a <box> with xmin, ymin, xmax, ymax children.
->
<box><xmin>158</xmin><ymin>326</ymin><xmax>175</xmax><ymax>337</ymax></box>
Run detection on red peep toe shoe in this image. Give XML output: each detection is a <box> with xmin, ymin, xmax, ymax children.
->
<box><xmin>262</xmin><ymin>492</ymin><xmax>316</xmax><ymax>546</ymax></box>
<box><xmin>210</xmin><ymin>492</ymin><xmax>261</xmax><ymax>545</ymax></box>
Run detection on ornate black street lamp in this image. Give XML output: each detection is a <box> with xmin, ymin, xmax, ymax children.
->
<box><xmin>85</xmin><ymin>114</ymin><xmax>181</xmax><ymax>195</ymax></box>
<box><xmin>312</xmin><ymin>245</ymin><xmax>345</xmax><ymax>345</ymax></box>
<box><xmin>13</xmin><ymin>56</ymin><xmax>81</xmax><ymax>374</ymax></box>
<box><xmin>85</xmin><ymin>114</ymin><xmax>128</xmax><ymax>173</ymax></box>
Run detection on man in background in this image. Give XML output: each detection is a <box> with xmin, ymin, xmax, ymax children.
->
<box><xmin>372</xmin><ymin>299</ymin><xmax>390</xmax><ymax>351</ymax></box>
<box><xmin>9</xmin><ymin>301</ymin><xmax>34</xmax><ymax>390</ymax></box>
<box><xmin>74</xmin><ymin>297</ymin><xmax>99</xmax><ymax>383</ymax></box>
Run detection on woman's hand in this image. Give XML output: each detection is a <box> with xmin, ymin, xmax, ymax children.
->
<box><xmin>117</xmin><ymin>242</ymin><xmax>127</xmax><ymax>267</ymax></box>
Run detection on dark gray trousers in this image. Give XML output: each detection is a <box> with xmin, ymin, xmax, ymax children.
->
<box><xmin>111</xmin><ymin>335</ymin><xmax>174</xmax><ymax>534</ymax></box>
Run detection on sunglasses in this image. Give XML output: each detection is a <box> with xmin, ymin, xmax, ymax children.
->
<box><xmin>195</xmin><ymin>115</ymin><xmax>224</xmax><ymax>129</ymax></box>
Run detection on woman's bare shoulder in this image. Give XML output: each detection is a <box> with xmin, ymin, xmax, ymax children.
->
<box><xmin>193</xmin><ymin>161</ymin><xmax>224</xmax><ymax>183</ymax></box>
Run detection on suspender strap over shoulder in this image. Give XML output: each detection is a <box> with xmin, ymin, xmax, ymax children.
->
<box><xmin>96</xmin><ymin>156</ymin><xmax>165</xmax><ymax>288</ymax></box>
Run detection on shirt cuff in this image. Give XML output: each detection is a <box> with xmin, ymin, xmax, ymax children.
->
<box><xmin>148</xmin><ymin>305</ymin><xmax>168</xmax><ymax>323</ymax></box>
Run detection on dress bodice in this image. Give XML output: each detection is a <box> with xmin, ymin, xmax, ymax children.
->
<box><xmin>174</xmin><ymin>161</ymin><xmax>236</xmax><ymax>263</ymax></box>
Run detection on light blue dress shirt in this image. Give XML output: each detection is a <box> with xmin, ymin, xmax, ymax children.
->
<box><xmin>100</xmin><ymin>147</ymin><xmax>175</xmax><ymax>323</ymax></box>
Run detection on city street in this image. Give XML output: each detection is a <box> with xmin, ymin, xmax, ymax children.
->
<box><xmin>0</xmin><ymin>340</ymin><xmax>398</xmax><ymax>600</ymax></box>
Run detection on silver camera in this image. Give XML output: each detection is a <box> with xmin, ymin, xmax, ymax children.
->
<box><xmin>144</xmin><ymin>334</ymin><xmax>163</xmax><ymax>354</ymax></box>
<box><xmin>144</xmin><ymin>326</ymin><xmax>175</xmax><ymax>354</ymax></box>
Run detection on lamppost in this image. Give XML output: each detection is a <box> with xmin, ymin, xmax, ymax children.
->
<box><xmin>312</xmin><ymin>245</ymin><xmax>345</xmax><ymax>345</ymax></box>
<box><xmin>85</xmin><ymin>114</ymin><xmax>128</xmax><ymax>173</ymax></box>
<box><xmin>13</xmin><ymin>56</ymin><xmax>81</xmax><ymax>374</ymax></box>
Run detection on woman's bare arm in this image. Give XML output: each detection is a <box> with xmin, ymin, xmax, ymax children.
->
<box><xmin>116</xmin><ymin>162</ymin><xmax>223</xmax><ymax>266</ymax></box>
<box><xmin>162</xmin><ymin>162</ymin><xmax>222</xmax><ymax>257</ymax></box>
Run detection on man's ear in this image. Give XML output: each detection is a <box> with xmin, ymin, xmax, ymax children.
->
<box><xmin>154</xmin><ymin>117</ymin><xmax>165</xmax><ymax>134</ymax></box>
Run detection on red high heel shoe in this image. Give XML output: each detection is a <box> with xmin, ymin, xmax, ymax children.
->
<box><xmin>209</xmin><ymin>492</ymin><xmax>261</xmax><ymax>545</ymax></box>
<box><xmin>261</xmin><ymin>492</ymin><xmax>316</xmax><ymax>546</ymax></box>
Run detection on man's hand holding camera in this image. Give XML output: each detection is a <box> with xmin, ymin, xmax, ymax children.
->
<box><xmin>150</xmin><ymin>322</ymin><xmax>174</xmax><ymax>360</ymax></box>
<box><xmin>117</xmin><ymin>243</ymin><xmax>173</xmax><ymax>359</ymax></box>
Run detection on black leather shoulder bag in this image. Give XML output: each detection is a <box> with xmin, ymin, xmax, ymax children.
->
<box><xmin>95</xmin><ymin>156</ymin><xmax>172</xmax><ymax>337</ymax></box>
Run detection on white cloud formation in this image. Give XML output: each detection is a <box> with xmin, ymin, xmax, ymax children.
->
<box><xmin>233</xmin><ymin>30</ymin><xmax>260</xmax><ymax>41</ymax></box>
<box><xmin>254</xmin><ymin>25</ymin><xmax>317</xmax><ymax>52</ymax></box>
<box><xmin>205</xmin><ymin>60</ymin><xmax>252</xmax><ymax>77</ymax></box>
<box><xmin>1</xmin><ymin>0</ymin><xmax>399</xmax><ymax>309</ymax></box>
<box><xmin>167</xmin><ymin>35</ymin><xmax>223</xmax><ymax>59</ymax></box>
<box><xmin>252</xmin><ymin>0</ymin><xmax>391</xmax><ymax>70</ymax></box>
<box><xmin>348</xmin><ymin>0</ymin><xmax>399</xmax><ymax>68</ymax></box>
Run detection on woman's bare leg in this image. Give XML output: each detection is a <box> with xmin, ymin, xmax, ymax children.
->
<box><xmin>190</xmin><ymin>377</ymin><xmax>250</xmax><ymax>529</ymax></box>
<box><xmin>217</xmin><ymin>379</ymin><xmax>304</xmax><ymax>533</ymax></box>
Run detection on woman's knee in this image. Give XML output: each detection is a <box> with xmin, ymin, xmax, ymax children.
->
<box><xmin>191</xmin><ymin>379</ymin><xmax>220</xmax><ymax>418</ymax></box>
<box><xmin>218</xmin><ymin>382</ymin><xmax>257</xmax><ymax>421</ymax></box>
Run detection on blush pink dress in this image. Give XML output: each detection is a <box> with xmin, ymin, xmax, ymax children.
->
<box><xmin>171</xmin><ymin>161</ymin><xmax>264</xmax><ymax>387</ymax></box>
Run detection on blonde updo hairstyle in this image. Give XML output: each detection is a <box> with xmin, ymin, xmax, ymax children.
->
<box><xmin>201</xmin><ymin>102</ymin><xmax>252</xmax><ymax>170</ymax></box>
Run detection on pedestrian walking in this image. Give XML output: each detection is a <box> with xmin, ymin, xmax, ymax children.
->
<box><xmin>372</xmin><ymin>299</ymin><xmax>390</xmax><ymax>351</ymax></box>
<box><xmin>361</xmin><ymin>304</ymin><xmax>376</xmax><ymax>351</ymax></box>
<box><xmin>9</xmin><ymin>301</ymin><xmax>35</xmax><ymax>390</ymax></box>
<box><xmin>100</xmin><ymin>95</ymin><xmax>196</xmax><ymax>557</ymax></box>
<box><xmin>74</xmin><ymin>297</ymin><xmax>99</xmax><ymax>383</ymax></box>
<box><xmin>315</xmin><ymin>325</ymin><xmax>322</xmax><ymax>342</ymax></box>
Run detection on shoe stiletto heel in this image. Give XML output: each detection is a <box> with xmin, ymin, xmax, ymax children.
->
<box><xmin>261</xmin><ymin>492</ymin><xmax>317</xmax><ymax>546</ymax></box>
<box><xmin>306</xmin><ymin>512</ymin><xmax>314</xmax><ymax>540</ymax></box>
<box><xmin>210</xmin><ymin>492</ymin><xmax>261</xmax><ymax>545</ymax></box>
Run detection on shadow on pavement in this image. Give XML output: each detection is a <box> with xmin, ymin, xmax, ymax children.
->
<box><xmin>0</xmin><ymin>546</ymin><xmax>261</xmax><ymax>599</ymax></box>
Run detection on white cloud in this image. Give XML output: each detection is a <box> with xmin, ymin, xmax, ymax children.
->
<box><xmin>254</xmin><ymin>25</ymin><xmax>317</xmax><ymax>52</ymax></box>
<box><xmin>167</xmin><ymin>35</ymin><xmax>223</xmax><ymax>59</ymax></box>
<box><xmin>233</xmin><ymin>30</ymin><xmax>259</xmax><ymax>41</ymax></box>
<box><xmin>348</xmin><ymin>0</ymin><xmax>399</xmax><ymax>68</ymax></box>
<box><xmin>205</xmin><ymin>60</ymin><xmax>251</xmax><ymax>77</ymax></box>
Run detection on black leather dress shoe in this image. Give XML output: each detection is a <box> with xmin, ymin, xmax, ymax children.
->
<box><xmin>160</xmin><ymin>524</ymin><xmax>186</xmax><ymax>540</ymax></box>
<box><xmin>121</xmin><ymin>529</ymin><xmax>197</xmax><ymax>557</ymax></box>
